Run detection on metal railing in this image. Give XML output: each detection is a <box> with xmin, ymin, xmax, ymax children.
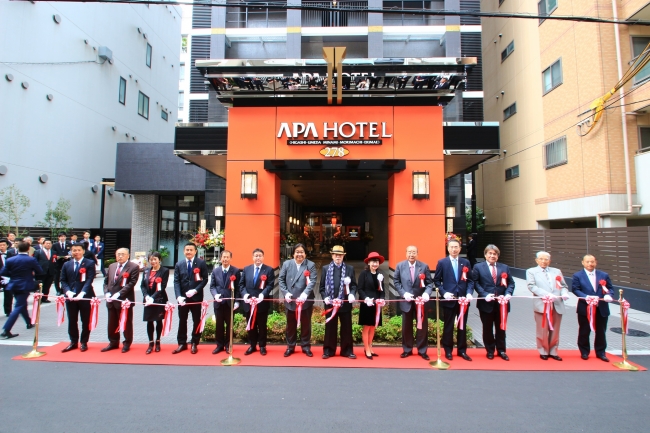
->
<box><xmin>226</xmin><ymin>6</ymin><xmax>287</xmax><ymax>28</ymax></box>
<box><xmin>302</xmin><ymin>1</ymin><xmax>368</xmax><ymax>27</ymax></box>
<box><xmin>382</xmin><ymin>1</ymin><xmax>445</xmax><ymax>26</ymax></box>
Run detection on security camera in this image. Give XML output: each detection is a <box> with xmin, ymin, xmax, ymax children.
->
<box><xmin>499</xmin><ymin>33</ymin><xmax>503</xmax><ymax>38</ymax></box>
<box><xmin>503</xmin><ymin>150</ymin><xmax>507</xmax><ymax>154</ymax></box>
<box><xmin>501</xmin><ymin>90</ymin><xmax>505</xmax><ymax>95</ymax></box>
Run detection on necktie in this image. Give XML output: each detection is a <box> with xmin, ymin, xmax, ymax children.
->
<box><xmin>61</xmin><ymin>242</ymin><xmax>64</xmax><ymax>250</ymax></box>
<box><xmin>45</xmin><ymin>249</ymin><xmax>50</xmax><ymax>260</ymax></box>
<box><xmin>410</xmin><ymin>265</ymin><xmax>415</xmax><ymax>282</ymax></box>
<box><xmin>254</xmin><ymin>267</ymin><xmax>260</xmax><ymax>285</ymax></box>
<box><xmin>451</xmin><ymin>258</ymin><xmax>458</xmax><ymax>282</ymax></box>
<box><xmin>74</xmin><ymin>261</ymin><xmax>79</xmax><ymax>273</ymax></box>
<box><xmin>222</xmin><ymin>268</ymin><xmax>228</xmax><ymax>286</ymax></box>
<box><xmin>114</xmin><ymin>264</ymin><xmax>123</xmax><ymax>282</ymax></box>
<box><xmin>187</xmin><ymin>260</ymin><xmax>192</xmax><ymax>276</ymax></box>
<box><xmin>491</xmin><ymin>264</ymin><xmax>497</xmax><ymax>284</ymax></box>
<box><xmin>544</xmin><ymin>268</ymin><xmax>550</xmax><ymax>286</ymax></box>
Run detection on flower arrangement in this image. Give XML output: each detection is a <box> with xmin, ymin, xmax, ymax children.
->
<box><xmin>445</xmin><ymin>232</ymin><xmax>462</xmax><ymax>245</ymax></box>
<box><xmin>192</xmin><ymin>229</ymin><xmax>225</xmax><ymax>249</ymax></box>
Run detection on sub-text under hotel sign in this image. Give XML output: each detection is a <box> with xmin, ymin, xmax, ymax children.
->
<box><xmin>278</xmin><ymin>121</ymin><xmax>391</xmax><ymax>145</ymax></box>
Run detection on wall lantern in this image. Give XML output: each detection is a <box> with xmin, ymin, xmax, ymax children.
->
<box><xmin>446</xmin><ymin>206</ymin><xmax>456</xmax><ymax>218</ymax></box>
<box><xmin>241</xmin><ymin>171</ymin><xmax>258</xmax><ymax>199</ymax></box>
<box><xmin>412</xmin><ymin>171</ymin><xmax>430</xmax><ymax>199</ymax></box>
<box><xmin>215</xmin><ymin>205</ymin><xmax>224</xmax><ymax>217</ymax></box>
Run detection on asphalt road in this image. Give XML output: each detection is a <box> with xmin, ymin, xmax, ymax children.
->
<box><xmin>1</xmin><ymin>346</ymin><xmax>648</xmax><ymax>432</ymax></box>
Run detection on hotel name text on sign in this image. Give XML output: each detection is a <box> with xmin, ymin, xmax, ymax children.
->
<box><xmin>277</xmin><ymin>122</ymin><xmax>392</xmax><ymax>145</ymax></box>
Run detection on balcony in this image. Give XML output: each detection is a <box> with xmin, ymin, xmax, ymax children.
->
<box><xmin>383</xmin><ymin>1</ymin><xmax>445</xmax><ymax>26</ymax></box>
<box><xmin>302</xmin><ymin>1</ymin><xmax>368</xmax><ymax>27</ymax></box>
<box><xmin>226</xmin><ymin>5</ymin><xmax>287</xmax><ymax>28</ymax></box>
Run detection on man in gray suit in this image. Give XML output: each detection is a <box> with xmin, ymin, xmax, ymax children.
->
<box><xmin>394</xmin><ymin>245</ymin><xmax>434</xmax><ymax>360</ymax></box>
<box><xmin>526</xmin><ymin>251</ymin><xmax>569</xmax><ymax>361</ymax></box>
<box><xmin>279</xmin><ymin>243</ymin><xmax>317</xmax><ymax>358</ymax></box>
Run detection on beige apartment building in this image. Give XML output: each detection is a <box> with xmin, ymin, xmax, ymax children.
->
<box><xmin>477</xmin><ymin>0</ymin><xmax>650</xmax><ymax>230</ymax></box>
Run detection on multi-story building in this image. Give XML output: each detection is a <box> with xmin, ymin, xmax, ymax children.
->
<box><xmin>478</xmin><ymin>0</ymin><xmax>650</xmax><ymax>230</ymax></box>
<box><xmin>0</xmin><ymin>2</ymin><xmax>181</xmax><ymax>232</ymax></box>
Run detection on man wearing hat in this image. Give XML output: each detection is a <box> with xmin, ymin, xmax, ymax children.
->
<box><xmin>318</xmin><ymin>245</ymin><xmax>357</xmax><ymax>359</ymax></box>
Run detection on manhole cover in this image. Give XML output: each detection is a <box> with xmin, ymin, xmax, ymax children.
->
<box><xmin>610</xmin><ymin>328</ymin><xmax>650</xmax><ymax>337</ymax></box>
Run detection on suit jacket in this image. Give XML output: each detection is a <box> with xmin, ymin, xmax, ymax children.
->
<box><xmin>393</xmin><ymin>260</ymin><xmax>434</xmax><ymax>313</ymax></box>
<box><xmin>0</xmin><ymin>249</ymin><xmax>17</xmax><ymax>289</ymax></box>
<box><xmin>318</xmin><ymin>263</ymin><xmax>358</xmax><ymax>314</ymax></box>
<box><xmin>240</xmin><ymin>263</ymin><xmax>275</xmax><ymax>313</ymax></box>
<box><xmin>140</xmin><ymin>266</ymin><xmax>170</xmax><ymax>303</ymax></box>
<box><xmin>571</xmin><ymin>269</ymin><xmax>612</xmax><ymax>317</ymax></box>
<box><xmin>526</xmin><ymin>266</ymin><xmax>569</xmax><ymax>314</ymax></box>
<box><xmin>103</xmin><ymin>260</ymin><xmax>140</xmax><ymax>302</ymax></box>
<box><xmin>467</xmin><ymin>239</ymin><xmax>477</xmax><ymax>260</ymax></box>
<box><xmin>433</xmin><ymin>256</ymin><xmax>474</xmax><ymax>309</ymax></box>
<box><xmin>60</xmin><ymin>257</ymin><xmax>96</xmax><ymax>298</ymax></box>
<box><xmin>209</xmin><ymin>265</ymin><xmax>241</xmax><ymax>307</ymax></box>
<box><xmin>472</xmin><ymin>261</ymin><xmax>515</xmax><ymax>314</ymax></box>
<box><xmin>91</xmin><ymin>242</ymin><xmax>105</xmax><ymax>259</ymax></box>
<box><xmin>34</xmin><ymin>248</ymin><xmax>57</xmax><ymax>277</ymax></box>
<box><xmin>52</xmin><ymin>241</ymin><xmax>70</xmax><ymax>267</ymax></box>
<box><xmin>279</xmin><ymin>259</ymin><xmax>317</xmax><ymax>311</ymax></box>
<box><xmin>356</xmin><ymin>270</ymin><xmax>385</xmax><ymax>301</ymax></box>
<box><xmin>173</xmin><ymin>257</ymin><xmax>209</xmax><ymax>303</ymax></box>
<box><xmin>0</xmin><ymin>253</ymin><xmax>42</xmax><ymax>292</ymax></box>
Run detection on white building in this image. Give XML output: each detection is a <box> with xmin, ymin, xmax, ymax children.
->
<box><xmin>0</xmin><ymin>1</ymin><xmax>182</xmax><ymax>229</ymax></box>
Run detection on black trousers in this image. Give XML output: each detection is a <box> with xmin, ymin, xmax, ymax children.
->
<box><xmin>67</xmin><ymin>300</ymin><xmax>91</xmax><ymax>344</ymax></box>
<box><xmin>246</xmin><ymin>309</ymin><xmax>269</xmax><ymax>348</ymax></box>
<box><xmin>53</xmin><ymin>266</ymin><xmax>63</xmax><ymax>294</ymax></box>
<box><xmin>214</xmin><ymin>302</ymin><xmax>232</xmax><ymax>349</ymax></box>
<box><xmin>443</xmin><ymin>304</ymin><xmax>469</xmax><ymax>355</ymax></box>
<box><xmin>286</xmin><ymin>306</ymin><xmax>312</xmax><ymax>350</ymax></box>
<box><xmin>3</xmin><ymin>290</ymin><xmax>13</xmax><ymax>315</ymax></box>
<box><xmin>177</xmin><ymin>303</ymin><xmax>202</xmax><ymax>345</ymax></box>
<box><xmin>401</xmin><ymin>307</ymin><xmax>428</xmax><ymax>355</ymax></box>
<box><xmin>324</xmin><ymin>310</ymin><xmax>353</xmax><ymax>356</ymax></box>
<box><xmin>577</xmin><ymin>312</ymin><xmax>608</xmax><ymax>357</ymax></box>
<box><xmin>106</xmin><ymin>302</ymin><xmax>133</xmax><ymax>346</ymax></box>
<box><xmin>479</xmin><ymin>308</ymin><xmax>507</xmax><ymax>354</ymax></box>
<box><xmin>38</xmin><ymin>275</ymin><xmax>54</xmax><ymax>299</ymax></box>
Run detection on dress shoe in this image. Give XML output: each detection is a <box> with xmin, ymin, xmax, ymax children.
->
<box><xmin>581</xmin><ymin>354</ymin><xmax>589</xmax><ymax>360</ymax></box>
<box><xmin>347</xmin><ymin>354</ymin><xmax>357</xmax><ymax>359</ymax></box>
<box><xmin>420</xmin><ymin>353</ymin><xmax>430</xmax><ymax>361</ymax></box>
<box><xmin>191</xmin><ymin>344</ymin><xmax>198</xmax><ymax>354</ymax></box>
<box><xmin>371</xmin><ymin>352</ymin><xmax>378</xmax><ymax>357</ymax></box>
<box><xmin>303</xmin><ymin>349</ymin><xmax>313</xmax><ymax>357</ymax></box>
<box><xmin>540</xmin><ymin>355</ymin><xmax>549</xmax><ymax>360</ymax></box>
<box><xmin>365</xmin><ymin>352</ymin><xmax>373</xmax><ymax>360</ymax></box>
<box><xmin>486</xmin><ymin>352</ymin><xmax>494</xmax><ymax>360</ymax></box>
<box><xmin>244</xmin><ymin>346</ymin><xmax>256</xmax><ymax>356</ymax></box>
<box><xmin>445</xmin><ymin>353</ymin><xmax>453</xmax><ymax>361</ymax></box>
<box><xmin>62</xmin><ymin>343</ymin><xmax>78</xmax><ymax>353</ymax></box>
<box><xmin>26</xmin><ymin>324</ymin><xmax>34</xmax><ymax>330</ymax></box>
<box><xmin>155</xmin><ymin>341</ymin><xmax>161</xmax><ymax>352</ymax></box>
<box><xmin>260</xmin><ymin>347</ymin><xmax>267</xmax><ymax>356</ymax></box>
<box><xmin>41</xmin><ymin>299</ymin><xmax>51</xmax><ymax>303</ymax></box>
<box><xmin>498</xmin><ymin>352</ymin><xmax>509</xmax><ymax>361</ymax></box>
<box><xmin>122</xmin><ymin>345</ymin><xmax>131</xmax><ymax>353</ymax></box>
<box><xmin>146</xmin><ymin>343</ymin><xmax>154</xmax><ymax>355</ymax></box>
<box><xmin>225</xmin><ymin>347</ymin><xmax>231</xmax><ymax>354</ymax></box>
<box><xmin>0</xmin><ymin>331</ymin><xmax>18</xmax><ymax>339</ymax></box>
<box><xmin>172</xmin><ymin>344</ymin><xmax>187</xmax><ymax>354</ymax></box>
<box><xmin>284</xmin><ymin>348</ymin><xmax>294</xmax><ymax>357</ymax></box>
<box><xmin>550</xmin><ymin>355</ymin><xmax>563</xmax><ymax>361</ymax></box>
<box><xmin>101</xmin><ymin>344</ymin><xmax>118</xmax><ymax>352</ymax></box>
<box><xmin>598</xmin><ymin>355</ymin><xmax>610</xmax><ymax>362</ymax></box>
<box><xmin>459</xmin><ymin>353</ymin><xmax>472</xmax><ymax>361</ymax></box>
<box><xmin>400</xmin><ymin>351</ymin><xmax>412</xmax><ymax>358</ymax></box>
<box><xmin>322</xmin><ymin>353</ymin><xmax>330</xmax><ymax>359</ymax></box>
<box><xmin>80</xmin><ymin>344</ymin><xmax>88</xmax><ymax>352</ymax></box>
<box><xmin>212</xmin><ymin>347</ymin><xmax>224</xmax><ymax>355</ymax></box>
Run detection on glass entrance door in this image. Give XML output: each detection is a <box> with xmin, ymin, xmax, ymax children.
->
<box><xmin>157</xmin><ymin>195</ymin><xmax>205</xmax><ymax>266</ymax></box>
<box><xmin>159</xmin><ymin>210</ymin><xmax>176</xmax><ymax>267</ymax></box>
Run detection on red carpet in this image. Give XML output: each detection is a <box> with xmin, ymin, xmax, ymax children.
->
<box><xmin>14</xmin><ymin>343</ymin><xmax>646</xmax><ymax>371</ymax></box>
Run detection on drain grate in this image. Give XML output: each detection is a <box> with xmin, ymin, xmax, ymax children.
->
<box><xmin>610</xmin><ymin>328</ymin><xmax>650</xmax><ymax>337</ymax></box>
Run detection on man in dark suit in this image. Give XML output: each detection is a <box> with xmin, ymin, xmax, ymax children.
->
<box><xmin>433</xmin><ymin>239</ymin><xmax>474</xmax><ymax>361</ymax></box>
<box><xmin>34</xmin><ymin>237</ymin><xmax>46</xmax><ymax>251</ymax></box>
<box><xmin>92</xmin><ymin>235</ymin><xmax>106</xmax><ymax>276</ymax></box>
<box><xmin>69</xmin><ymin>234</ymin><xmax>78</xmax><ymax>245</ymax></box>
<box><xmin>102</xmin><ymin>248</ymin><xmax>140</xmax><ymax>353</ymax></box>
<box><xmin>209</xmin><ymin>250</ymin><xmax>240</xmax><ymax>355</ymax></box>
<box><xmin>1</xmin><ymin>242</ymin><xmax>42</xmax><ymax>339</ymax></box>
<box><xmin>52</xmin><ymin>232</ymin><xmax>71</xmax><ymax>295</ymax></box>
<box><xmin>80</xmin><ymin>241</ymin><xmax>97</xmax><ymax>264</ymax></box>
<box><xmin>319</xmin><ymin>245</ymin><xmax>357</xmax><ymax>359</ymax></box>
<box><xmin>6</xmin><ymin>232</ymin><xmax>16</xmax><ymax>248</ymax></box>
<box><xmin>571</xmin><ymin>254</ymin><xmax>614</xmax><ymax>362</ymax></box>
<box><xmin>1</xmin><ymin>238</ymin><xmax>17</xmax><ymax>316</ymax></box>
<box><xmin>472</xmin><ymin>244</ymin><xmax>515</xmax><ymax>360</ymax></box>
<box><xmin>279</xmin><ymin>243</ymin><xmax>317</xmax><ymax>357</ymax></box>
<box><xmin>394</xmin><ymin>245</ymin><xmax>434</xmax><ymax>360</ymax></box>
<box><xmin>60</xmin><ymin>243</ymin><xmax>96</xmax><ymax>351</ymax></box>
<box><xmin>466</xmin><ymin>234</ymin><xmax>478</xmax><ymax>268</ymax></box>
<box><xmin>240</xmin><ymin>248</ymin><xmax>275</xmax><ymax>356</ymax></box>
<box><xmin>34</xmin><ymin>239</ymin><xmax>56</xmax><ymax>303</ymax></box>
<box><xmin>173</xmin><ymin>243</ymin><xmax>209</xmax><ymax>354</ymax></box>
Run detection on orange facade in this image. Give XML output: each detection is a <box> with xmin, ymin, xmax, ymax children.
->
<box><xmin>225</xmin><ymin>105</ymin><xmax>445</xmax><ymax>268</ymax></box>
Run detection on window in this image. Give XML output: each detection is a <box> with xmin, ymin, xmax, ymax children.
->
<box><xmin>639</xmin><ymin>127</ymin><xmax>650</xmax><ymax>150</ymax></box>
<box><xmin>542</xmin><ymin>59</ymin><xmax>563</xmax><ymax>94</ymax></box>
<box><xmin>501</xmin><ymin>41</ymin><xmax>515</xmax><ymax>62</ymax></box>
<box><xmin>146</xmin><ymin>43</ymin><xmax>152</xmax><ymax>68</ymax></box>
<box><xmin>118</xmin><ymin>77</ymin><xmax>126</xmax><ymax>105</ymax></box>
<box><xmin>179</xmin><ymin>63</ymin><xmax>185</xmax><ymax>82</ymax></box>
<box><xmin>544</xmin><ymin>136</ymin><xmax>568</xmax><ymax>168</ymax></box>
<box><xmin>503</xmin><ymin>102</ymin><xmax>517</xmax><ymax>121</ymax></box>
<box><xmin>632</xmin><ymin>37</ymin><xmax>650</xmax><ymax>84</ymax></box>
<box><xmin>178</xmin><ymin>91</ymin><xmax>184</xmax><ymax>111</ymax></box>
<box><xmin>538</xmin><ymin>0</ymin><xmax>558</xmax><ymax>24</ymax></box>
<box><xmin>505</xmin><ymin>165</ymin><xmax>519</xmax><ymax>180</ymax></box>
<box><xmin>138</xmin><ymin>91</ymin><xmax>149</xmax><ymax>119</ymax></box>
<box><xmin>161</xmin><ymin>110</ymin><xmax>168</xmax><ymax>121</ymax></box>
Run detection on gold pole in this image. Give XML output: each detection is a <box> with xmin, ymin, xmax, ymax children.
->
<box><xmin>221</xmin><ymin>282</ymin><xmax>241</xmax><ymax>366</ymax></box>
<box><xmin>430</xmin><ymin>288</ymin><xmax>450</xmax><ymax>370</ymax></box>
<box><xmin>22</xmin><ymin>283</ymin><xmax>46</xmax><ymax>358</ymax></box>
<box><xmin>612</xmin><ymin>289</ymin><xmax>639</xmax><ymax>371</ymax></box>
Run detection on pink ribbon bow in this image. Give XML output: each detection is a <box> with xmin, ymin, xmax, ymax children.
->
<box><xmin>30</xmin><ymin>293</ymin><xmax>43</xmax><ymax>325</ymax></box>
<box><xmin>162</xmin><ymin>302</ymin><xmax>176</xmax><ymax>337</ymax></box>
<box><xmin>304</xmin><ymin>270</ymin><xmax>311</xmax><ymax>287</ymax></box>
<box><xmin>541</xmin><ymin>294</ymin><xmax>554</xmax><ymax>331</ymax></box>
<box><xmin>89</xmin><ymin>297</ymin><xmax>102</xmax><ymax>331</ymax></box>
<box><xmin>598</xmin><ymin>279</ymin><xmax>609</xmax><ymax>294</ymax></box>
<box><xmin>457</xmin><ymin>297</ymin><xmax>470</xmax><ymax>330</ymax></box>
<box><xmin>246</xmin><ymin>297</ymin><xmax>259</xmax><ymax>331</ymax></box>
<box><xmin>195</xmin><ymin>300</ymin><xmax>210</xmax><ymax>334</ymax></box>
<box><xmin>374</xmin><ymin>298</ymin><xmax>386</xmax><ymax>327</ymax></box>
<box><xmin>324</xmin><ymin>298</ymin><xmax>343</xmax><ymax>324</ymax></box>
<box><xmin>586</xmin><ymin>296</ymin><xmax>599</xmax><ymax>332</ymax></box>
<box><xmin>55</xmin><ymin>295</ymin><xmax>66</xmax><ymax>326</ymax></box>
<box><xmin>295</xmin><ymin>297</ymin><xmax>305</xmax><ymax>328</ymax></box>
<box><xmin>622</xmin><ymin>299</ymin><xmax>630</xmax><ymax>335</ymax></box>
<box><xmin>461</xmin><ymin>266</ymin><xmax>469</xmax><ymax>282</ymax></box>
<box><xmin>116</xmin><ymin>300</ymin><xmax>132</xmax><ymax>333</ymax></box>
<box><xmin>415</xmin><ymin>296</ymin><xmax>426</xmax><ymax>330</ymax></box>
<box><xmin>497</xmin><ymin>295</ymin><xmax>509</xmax><ymax>330</ymax></box>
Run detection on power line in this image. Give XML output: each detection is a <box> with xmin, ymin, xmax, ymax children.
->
<box><xmin>0</xmin><ymin>60</ymin><xmax>99</xmax><ymax>65</ymax></box>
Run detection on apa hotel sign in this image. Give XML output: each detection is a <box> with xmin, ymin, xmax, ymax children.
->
<box><xmin>277</xmin><ymin>121</ymin><xmax>392</xmax><ymax>145</ymax></box>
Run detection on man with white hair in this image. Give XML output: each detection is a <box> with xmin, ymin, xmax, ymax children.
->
<box><xmin>526</xmin><ymin>251</ymin><xmax>569</xmax><ymax>361</ymax></box>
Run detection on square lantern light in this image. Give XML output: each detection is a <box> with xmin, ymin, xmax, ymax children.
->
<box><xmin>241</xmin><ymin>171</ymin><xmax>258</xmax><ymax>199</ymax></box>
<box><xmin>412</xmin><ymin>171</ymin><xmax>430</xmax><ymax>199</ymax></box>
<box><xmin>446</xmin><ymin>206</ymin><xmax>456</xmax><ymax>218</ymax></box>
<box><xmin>215</xmin><ymin>205</ymin><xmax>224</xmax><ymax>217</ymax></box>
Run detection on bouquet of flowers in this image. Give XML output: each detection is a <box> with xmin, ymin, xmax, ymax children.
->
<box><xmin>204</xmin><ymin>229</ymin><xmax>225</xmax><ymax>249</ymax></box>
<box><xmin>191</xmin><ymin>232</ymin><xmax>210</xmax><ymax>247</ymax></box>
<box><xmin>445</xmin><ymin>232</ymin><xmax>462</xmax><ymax>245</ymax></box>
